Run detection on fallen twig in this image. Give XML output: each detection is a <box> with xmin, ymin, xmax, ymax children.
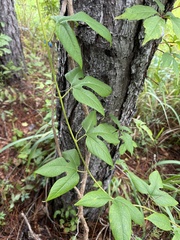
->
<box><xmin>21</xmin><ymin>212</ymin><xmax>42</xmax><ymax>240</ymax></box>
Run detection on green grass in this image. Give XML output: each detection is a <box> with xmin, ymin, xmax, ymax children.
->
<box><xmin>136</xmin><ymin>53</ymin><xmax>180</xmax><ymax>147</ymax></box>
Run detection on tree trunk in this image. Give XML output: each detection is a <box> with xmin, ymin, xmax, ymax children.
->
<box><xmin>0</xmin><ymin>0</ymin><xmax>25</xmax><ymax>83</ymax></box>
<box><xmin>53</xmin><ymin>0</ymin><xmax>175</xmax><ymax>221</ymax></box>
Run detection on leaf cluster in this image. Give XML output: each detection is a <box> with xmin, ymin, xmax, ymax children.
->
<box><xmin>115</xmin><ymin>3</ymin><xmax>180</xmax><ymax>45</ymax></box>
<box><xmin>52</xmin><ymin>11</ymin><xmax>112</xmax><ymax>68</ymax></box>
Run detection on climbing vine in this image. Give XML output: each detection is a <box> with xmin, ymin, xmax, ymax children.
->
<box><xmin>35</xmin><ymin>1</ymin><xmax>180</xmax><ymax>239</ymax></box>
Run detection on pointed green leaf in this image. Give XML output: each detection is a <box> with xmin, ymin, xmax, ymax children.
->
<box><xmin>90</xmin><ymin>140</ymin><xmax>111</xmax><ymax>165</ymax></box>
<box><xmin>146</xmin><ymin>213</ymin><xmax>172</xmax><ymax>231</ymax></box>
<box><xmin>174</xmin><ymin>53</ymin><xmax>180</xmax><ymax>60</ymax></box>
<box><xmin>91</xmin><ymin>123</ymin><xmax>119</xmax><ymax>144</ymax></box>
<box><xmin>120</xmin><ymin>132</ymin><xmax>134</xmax><ymax>155</ymax></box>
<box><xmin>73</xmin><ymin>12</ymin><xmax>112</xmax><ymax>44</ymax></box>
<box><xmin>154</xmin><ymin>0</ymin><xmax>165</xmax><ymax>12</ymax></box>
<box><xmin>75</xmin><ymin>189</ymin><xmax>111</xmax><ymax>207</ymax></box>
<box><xmin>83</xmin><ymin>119</ymin><xmax>119</xmax><ymax>165</ymax></box>
<box><xmin>35</xmin><ymin>149</ymin><xmax>80</xmax><ymax>201</ymax></box>
<box><xmin>65</xmin><ymin>67</ymin><xmax>84</xmax><ymax>84</ymax></box>
<box><xmin>134</xmin><ymin>118</ymin><xmax>154</xmax><ymax>141</ymax></box>
<box><xmin>80</xmin><ymin>76</ymin><xmax>112</xmax><ymax>97</ymax></box>
<box><xmin>47</xmin><ymin>172</ymin><xmax>79</xmax><ymax>201</ymax></box>
<box><xmin>143</xmin><ymin>16</ymin><xmax>165</xmax><ymax>45</ymax></box>
<box><xmin>152</xmin><ymin>190</ymin><xmax>178</xmax><ymax>206</ymax></box>
<box><xmin>66</xmin><ymin>68</ymin><xmax>111</xmax><ymax>115</ymax></box>
<box><xmin>86</xmin><ymin>136</ymin><xmax>113</xmax><ymax>166</ymax></box>
<box><xmin>172</xmin><ymin>58</ymin><xmax>179</xmax><ymax>79</ymax></box>
<box><xmin>116</xmin><ymin>197</ymin><xmax>144</xmax><ymax>226</ymax></box>
<box><xmin>128</xmin><ymin>171</ymin><xmax>149</xmax><ymax>194</ymax></box>
<box><xmin>71</xmin><ymin>74</ymin><xmax>112</xmax><ymax>97</ymax></box>
<box><xmin>73</xmin><ymin>87</ymin><xmax>104</xmax><ymax>115</ymax></box>
<box><xmin>109</xmin><ymin>198</ymin><xmax>132</xmax><ymax>240</ymax></box>
<box><xmin>35</xmin><ymin>157</ymin><xmax>66</xmax><ymax>177</ymax></box>
<box><xmin>170</xmin><ymin>16</ymin><xmax>180</xmax><ymax>39</ymax></box>
<box><xmin>173</xmin><ymin>228</ymin><xmax>180</xmax><ymax>240</ymax></box>
<box><xmin>119</xmin><ymin>143</ymin><xmax>127</xmax><ymax>155</ymax></box>
<box><xmin>148</xmin><ymin>171</ymin><xmax>163</xmax><ymax>195</ymax></box>
<box><xmin>35</xmin><ymin>149</ymin><xmax>80</xmax><ymax>177</ymax></box>
<box><xmin>62</xmin><ymin>149</ymin><xmax>80</xmax><ymax>166</ymax></box>
<box><xmin>82</xmin><ymin>111</ymin><xmax>97</xmax><ymax>132</ymax></box>
<box><xmin>67</xmin><ymin>12</ymin><xmax>112</xmax><ymax>44</ymax></box>
<box><xmin>128</xmin><ymin>170</ymin><xmax>178</xmax><ymax>207</ymax></box>
<box><xmin>110</xmin><ymin>114</ymin><xmax>121</xmax><ymax>129</ymax></box>
<box><xmin>52</xmin><ymin>12</ymin><xmax>112</xmax><ymax>44</ymax></box>
<box><xmin>55</xmin><ymin>22</ymin><xmax>82</xmax><ymax>68</ymax></box>
<box><xmin>115</xmin><ymin>5</ymin><xmax>158</xmax><ymax>20</ymax></box>
<box><xmin>161</xmin><ymin>52</ymin><xmax>173</xmax><ymax>67</ymax></box>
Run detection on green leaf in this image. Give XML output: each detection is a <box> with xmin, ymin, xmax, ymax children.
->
<box><xmin>75</xmin><ymin>189</ymin><xmax>111</xmax><ymax>207</ymax></box>
<box><xmin>120</xmin><ymin>132</ymin><xmax>134</xmax><ymax>155</ymax></box>
<box><xmin>72</xmin><ymin>12</ymin><xmax>112</xmax><ymax>44</ymax></box>
<box><xmin>152</xmin><ymin>190</ymin><xmax>178</xmax><ymax>207</ymax></box>
<box><xmin>170</xmin><ymin>16</ymin><xmax>180</xmax><ymax>39</ymax></box>
<box><xmin>128</xmin><ymin>170</ymin><xmax>178</xmax><ymax>207</ymax></box>
<box><xmin>161</xmin><ymin>52</ymin><xmax>173</xmax><ymax>67</ymax></box>
<box><xmin>84</xmin><ymin>122</ymin><xmax>119</xmax><ymax>166</ymax></box>
<box><xmin>47</xmin><ymin>172</ymin><xmax>79</xmax><ymax>201</ymax></box>
<box><xmin>146</xmin><ymin>213</ymin><xmax>172</xmax><ymax>231</ymax></box>
<box><xmin>128</xmin><ymin>171</ymin><xmax>149</xmax><ymax>194</ymax></box>
<box><xmin>53</xmin><ymin>12</ymin><xmax>112</xmax><ymax>44</ymax></box>
<box><xmin>174</xmin><ymin>53</ymin><xmax>180</xmax><ymax>60</ymax></box>
<box><xmin>78</xmin><ymin>76</ymin><xmax>112</xmax><ymax>97</ymax></box>
<box><xmin>55</xmin><ymin>22</ymin><xmax>82</xmax><ymax>68</ymax></box>
<box><xmin>148</xmin><ymin>171</ymin><xmax>163</xmax><ymax>195</ymax></box>
<box><xmin>35</xmin><ymin>149</ymin><xmax>80</xmax><ymax>201</ymax></box>
<box><xmin>109</xmin><ymin>197</ymin><xmax>132</xmax><ymax>240</ymax></box>
<box><xmin>73</xmin><ymin>87</ymin><xmax>105</xmax><ymax>115</ymax></box>
<box><xmin>65</xmin><ymin>67</ymin><xmax>84</xmax><ymax>85</ymax></box>
<box><xmin>82</xmin><ymin>111</ymin><xmax>97</xmax><ymax>132</ymax></box>
<box><xmin>115</xmin><ymin>5</ymin><xmax>158</xmax><ymax>20</ymax></box>
<box><xmin>91</xmin><ymin>124</ymin><xmax>119</xmax><ymax>145</ymax></box>
<box><xmin>35</xmin><ymin>157</ymin><xmax>66</xmax><ymax>177</ymax></box>
<box><xmin>65</xmin><ymin>68</ymin><xmax>111</xmax><ymax>115</ymax></box>
<box><xmin>70</xmin><ymin>73</ymin><xmax>112</xmax><ymax>97</ymax></box>
<box><xmin>134</xmin><ymin>118</ymin><xmax>154</xmax><ymax>141</ymax></box>
<box><xmin>173</xmin><ymin>228</ymin><xmax>180</xmax><ymax>240</ymax></box>
<box><xmin>115</xmin><ymin>197</ymin><xmax>144</xmax><ymax>226</ymax></box>
<box><xmin>86</xmin><ymin>136</ymin><xmax>113</xmax><ymax>166</ymax></box>
<box><xmin>1</xmin><ymin>48</ymin><xmax>11</xmax><ymax>54</ymax></box>
<box><xmin>110</xmin><ymin>114</ymin><xmax>121</xmax><ymax>129</ymax></box>
<box><xmin>172</xmin><ymin>58</ymin><xmax>179</xmax><ymax>79</ymax></box>
<box><xmin>119</xmin><ymin>143</ymin><xmax>127</xmax><ymax>155</ymax></box>
<box><xmin>154</xmin><ymin>0</ymin><xmax>165</xmax><ymax>12</ymax></box>
<box><xmin>143</xmin><ymin>16</ymin><xmax>166</xmax><ymax>45</ymax></box>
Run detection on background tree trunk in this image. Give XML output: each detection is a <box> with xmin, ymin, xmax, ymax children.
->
<box><xmin>53</xmin><ymin>0</ymin><xmax>175</xmax><ymax>221</ymax></box>
<box><xmin>0</xmin><ymin>0</ymin><xmax>25</xmax><ymax>82</ymax></box>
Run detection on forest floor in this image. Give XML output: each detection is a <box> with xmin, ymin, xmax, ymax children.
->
<box><xmin>0</xmin><ymin>77</ymin><xmax>180</xmax><ymax>240</ymax></box>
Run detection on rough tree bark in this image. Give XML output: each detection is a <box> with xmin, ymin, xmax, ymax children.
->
<box><xmin>53</xmin><ymin>0</ymin><xmax>175</xmax><ymax>221</ymax></box>
<box><xmin>0</xmin><ymin>0</ymin><xmax>25</xmax><ymax>82</ymax></box>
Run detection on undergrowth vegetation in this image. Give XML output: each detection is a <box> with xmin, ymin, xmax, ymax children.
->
<box><xmin>0</xmin><ymin>0</ymin><xmax>180</xmax><ymax>239</ymax></box>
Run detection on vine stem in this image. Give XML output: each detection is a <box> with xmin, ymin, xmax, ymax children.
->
<box><xmin>135</xmin><ymin>205</ymin><xmax>180</xmax><ymax>228</ymax></box>
<box><xmin>35</xmin><ymin>0</ymin><xmax>109</xmax><ymax>196</ymax></box>
<box><xmin>35</xmin><ymin>0</ymin><xmax>77</xmax><ymax>161</ymax></box>
<box><xmin>134</xmin><ymin>204</ymin><xmax>157</xmax><ymax>213</ymax></box>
